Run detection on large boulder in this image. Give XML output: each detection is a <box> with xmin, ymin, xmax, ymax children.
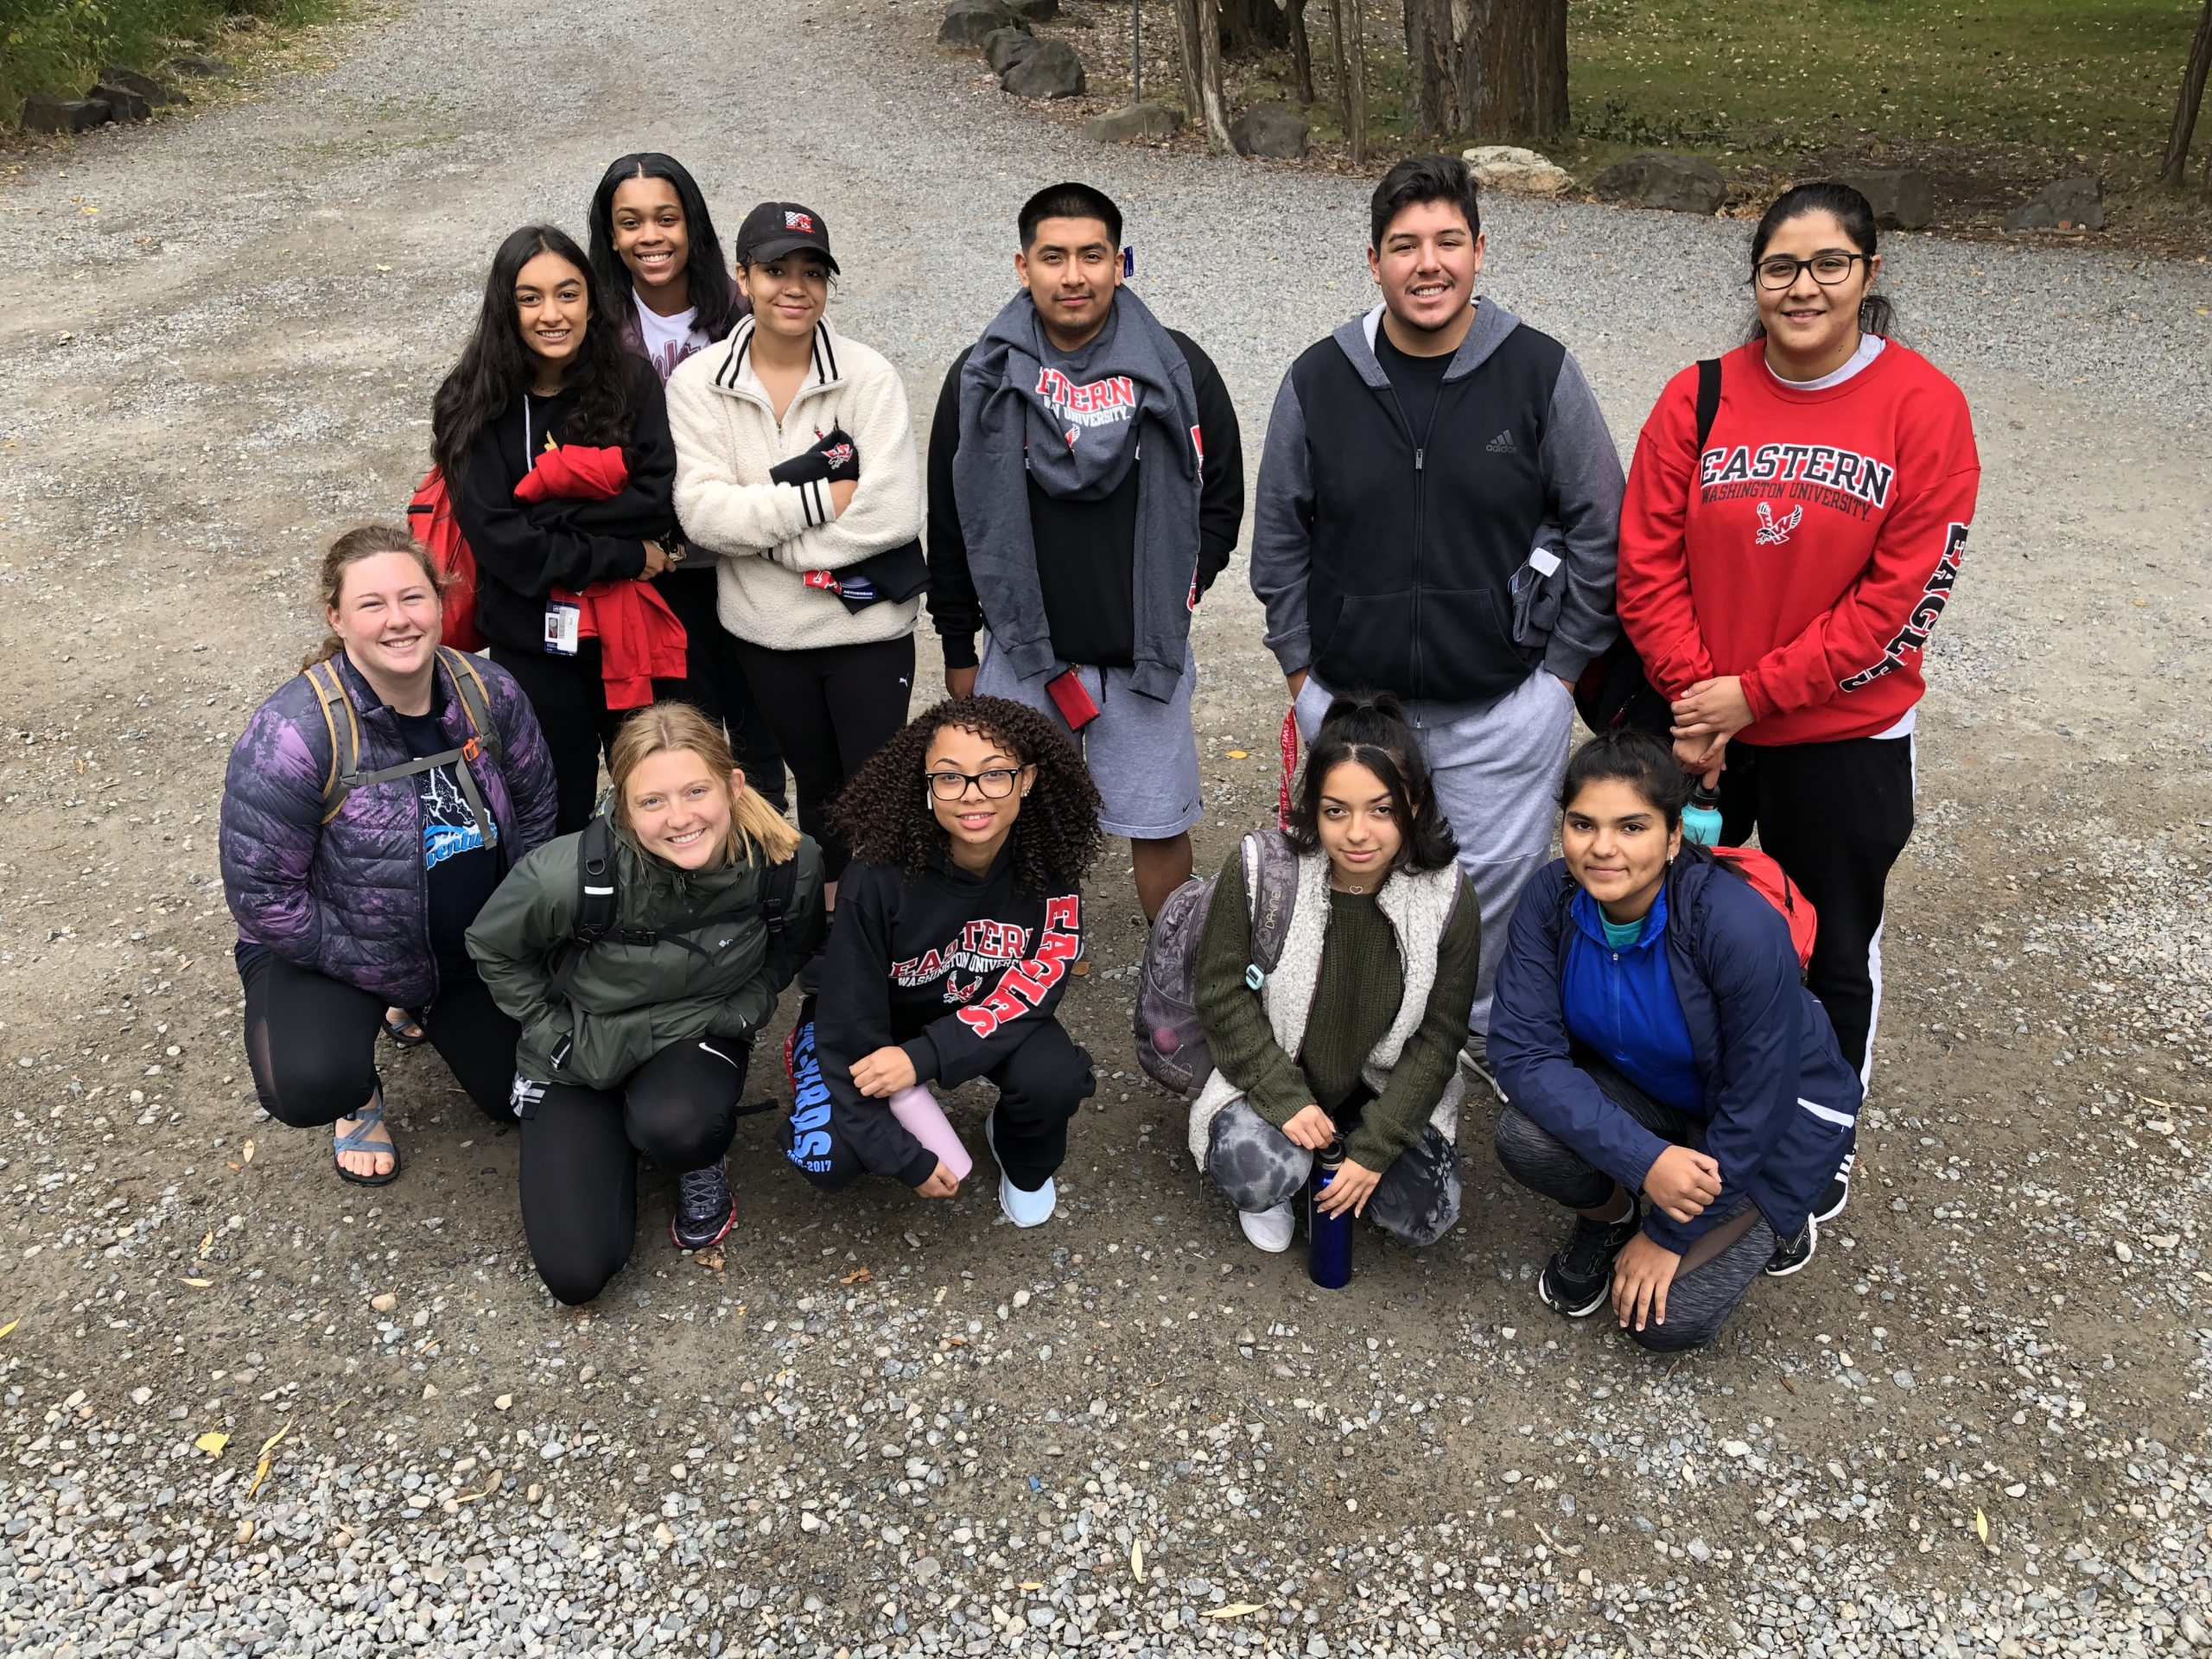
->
<box><xmin>985</xmin><ymin>26</ymin><xmax>1039</xmax><ymax>72</ymax></box>
<box><xmin>86</xmin><ymin>81</ymin><xmax>152</xmax><ymax>123</ymax></box>
<box><xmin>1835</xmin><ymin>169</ymin><xmax>1933</xmax><ymax>232</ymax></box>
<box><xmin>1230</xmin><ymin>101</ymin><xmax>1309</xmax><ymax>161</ymax></box>
<box><xmin>98</xmin><ymin>67</ymin><xmax>187</xmax><ymax>106</ymax></box>
<box><xmin>21</xmin><ymin>94</ymin><xmax>111</xmax><ymax>133</ymax></box>
<box><xmin>1592</xmin><ymin>150</ymin><xmax>1725</xmax><ymax>215</ymax></box>
<box><xmin>2003</xmin><ymin>176</ymin><xmax>2103</xmax><ymax>233</ymax></box>
<box><xmin>1006</xmin><ymin>0</ymin><xmax>1059</xmax><ymax>19</ymax></box>
<box><xmin>939</xmin><ymin>0</ymin><xmax>1016</xmax><ymax>46</ymax></box>
<box><xmin>1002</xmin><ymin>40</ymin><xmax>1085</xmax><ymax>99</ymax></box>
<box><xmin>1084</xmin><ymin>101</ymin><xmax>1184</xmax><ymax>143</ymax></box>
<box><xmin>1462</xmin><ymin>144</ymin><xmax>1572</xmax><ymax>196</ymax></box>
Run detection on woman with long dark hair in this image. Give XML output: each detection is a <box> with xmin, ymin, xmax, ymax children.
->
<box><xmin>778</xmin><ymin>696</ymin><xmax>1102</xmax><ymax>1226</ymax></box>
<box><xmin>1187</xmin><ymin>693</ymin><xmax>1479</xmax><ymax>1255</ymax></box>
<box><xmin>1616</xmin><ymin>181</ymin><xmax>1979</xmax><ymax>1232</ymax></box>
<box><xmin>585</xmin><ymin>155</ymin><xmax>785</xmax><ymax>810</ymax></box>
<box><xmin>432</xmin><ymin>223</ymin><xmax>683</xmax><ymax>833</ymax></box>
<box><xmin>1489</xmin><ymin>729</ymin><xmax>1862</xmax><ymax>1352</ymax></box>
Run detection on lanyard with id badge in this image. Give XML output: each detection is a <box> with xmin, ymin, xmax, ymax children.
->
<box><xmin>524</xmin><ymin>399</ymin><xmax>582</xmax><ymax>656</ymax></box>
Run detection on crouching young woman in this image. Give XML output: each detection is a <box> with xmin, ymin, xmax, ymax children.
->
<box><xmin>467</xmin><ymin>703</ymin><xmax>823</xmax><ymax>1304</ymax></box>
<box><xmin>1189</xmin><ymin>693</ymin><xmax>1480</xmax><ymax>1255</ymax></box>
<box><xmin>1488</xmin><ymin>728</ymin><xmax>1862</xmax><ymax>1351</ymax></box>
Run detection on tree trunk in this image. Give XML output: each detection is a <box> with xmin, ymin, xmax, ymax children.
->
<box><xmin>2160</xmin><ymin>0</ymin><xmax>2212</xmax><ymax>187</ymax></box>
<box><xmin>1453</xmin><ymin>0</ymin><xmax>1567</xmax><ymax>140</ymax></box>
<box><xmin>1330</xmin><ymin>0</ymin><xmax>1354</xmax><ymax>151</ymax></box>
<box><xmin>1286</xmin><ymin>0</ymin><xmax>1316</xmax><ymax>105</ymax></box>
<box><xmin>1344</xmin><ymin>0</ymin><xmax>1369</xmax><ymax>164</ymax></box>
<box><xmin>1219</xmin><ymin>0</ymin><xmax>1289</xmax><ymax>55</ymax></box>
<box><xmin>1403</xmin><ymin>0</ymin><xmax>1458</xmax><ymax>136</ymax></box>
<box><xmin>1173</xmin><ymin>0</ymin><xmax>1237</xmax><ymax>151</ymax></box>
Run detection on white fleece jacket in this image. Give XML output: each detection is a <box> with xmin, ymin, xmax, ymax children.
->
<box><xmin>668</xmin><ymin>316</ymin><xmax>925</xmax><ymax>651</ymax></box>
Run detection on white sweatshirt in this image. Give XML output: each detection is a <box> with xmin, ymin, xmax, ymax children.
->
<box><xmin>667</xmin><ymin>316</ymin><xmax>925</xmax><ymax>651</ymax></box>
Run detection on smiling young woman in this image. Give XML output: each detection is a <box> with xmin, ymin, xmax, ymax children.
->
<box><xmin>464</xmin><ymin>702</ymin><xmax>823</xmax><ymax>1305</ymax></box>
<box><xmin>1615</xmin><ymin>181</ymin><xmax>1980</xmax><ymax>1236</ymax></box>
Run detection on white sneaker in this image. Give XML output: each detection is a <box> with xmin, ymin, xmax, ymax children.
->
<box><xmin>1237</xmin><ymin>1203</ymin><xmax>1295</xmax><ymax>1254</ymax></box>
<box><xmin>983</xmin><ymin>1113</ymin><xmax>1056</xmax><ymax>1228</ymax></box>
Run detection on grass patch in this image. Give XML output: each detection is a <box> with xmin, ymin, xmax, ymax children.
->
<box><xmin>0</xmin><ymin>0</ymin><xmax>334</xmax><ymax>125</ymax></box>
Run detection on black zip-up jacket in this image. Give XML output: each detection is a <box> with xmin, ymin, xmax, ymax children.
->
<box><xmin>1251</xmin><ymin>302</ymin><xmax>1624</xmax><ymax>705</ymax></box>
<box><xmin>449</xmin><ymin>354</ymin><xmax>679</xmax><ymax>653</ymax></box>
<box><xmin>925</xmin><ymin>329</ymin><xmax>1245</xmax><ymax>671</ymax></box>
<box><xmin>813</xmin><ymin>852</ymin><xmax>1083</xmax><ymax>1185</ymax></box>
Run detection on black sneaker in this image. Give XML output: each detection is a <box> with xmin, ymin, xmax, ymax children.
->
<box><xmin>1536</xmin><ymin>1198</ymin><xmax>1643</xmax><ymax>1318</ymax></box>
<box><xmin>671</xmin><ymin>1163</ymin><xmax>734</xmax><ymax>1252</ymax></box>
<box><xmin>1810</xmin><ymin>1151</ymin><xmax>1854</xmax><ymax>1224</ymax></box>
<box><xmin>1764</xmin><ymin>1216</ymin><xmax>1818</xmax><ymax>1277</ymax></box>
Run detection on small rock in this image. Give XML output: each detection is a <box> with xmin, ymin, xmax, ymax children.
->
<box><xmin>1230</xmin><ymin>102</ymin><xmax>1310</xmax><ymax>161</ymax></box>
<box><xmin>1835</xmin><ymin>168</ymin><xmax>1933</xmax><ymax>231</ymax></box>
<box><xmin>1722</xmin><ymin>1440</ymin><xmax>1751</xmax><ymax>1458</ymax></box>
<box><xmin>1462</xmin><ymin>144</ymin><xmax>1573</xmax><ymax>196</ymax></box>
<box><xmin>1686</xmin><ymin>1537</ymin><xmax>1713</xmax><ymax>1563</ymax></box>
<box><xmin>86</xmin><ymin>81</ymin><xmax>152</xmax><ymax>123</ymax></box>
<box><xmin>2114</xmin><ymin>1241</ymin><xmax>2133</xmax><ymax>1263</ymax></box>
<box><xmin>493</xmin><ymin>1394</ymin><xmax>513</xmax><ymax>1411</ymax></box>
<box><xmin>162</xmin><ymin>54</ymin><xmax>233</xmax><ymax>79</ymax></box>
<box><xmin>940</xmin><ymin>0</ymin><xmax>1016</xmax><ymax>46</ymax></box>
<box><xmin>1893</xmin><ymin>1370</ymin><xmax>1916</xmax><ymax>1390</ymax></box>
<box><xmin>20</xmin><ymin>95</ymin><xmax>111</xmax><ymax>134</ymax></box>
<box><xmin>984</xmin><ymin>27</ymin><xmax>1039</xmax><ymax>73</ymax></box>
<box><xmin>1592</xmin><ymin>150</ymin><xmax>1726</xmax><ymax>216</ymax></box>
<box><xmin>1002</xmin><ymin>39</ymin><xmax>1084</xmax><ymax>99</ymax></box>
<box><xmin>2002</xmin><ymin>176</ymin><xmax>2104</xmax><ymax>234</ymax></box>
<box><xmin>371</xmin><ymin>1293</ymin><xmax>397</xmax><ymax>1313</ymax></box>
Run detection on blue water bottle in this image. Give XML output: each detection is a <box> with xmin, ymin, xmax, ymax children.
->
<box><xmin>1307</xmin><ymin>1138</ymin><xmax>1354</xmax><ymax>1290</ymax></box>
<box><xmin>1681</xmin><ymin>782</ymin><xmax>1722</xmax><ymax>849</ymax></box>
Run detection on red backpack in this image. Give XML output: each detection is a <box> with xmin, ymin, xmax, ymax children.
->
<box><xmin>406</xmin><ymin>468</ymin><xmax>486</xmax><ymax>652</ymax></box>
<box><xmin>1708</xmin><ymin>844</ymin><xmax>1817</xmax><ymax>971</ymax></box>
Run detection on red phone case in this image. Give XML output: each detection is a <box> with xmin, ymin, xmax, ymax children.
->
<box><xmin>1046</xmin><ymin>669</ymin><xmax>1102</xmax><ymax>731</ymax></box>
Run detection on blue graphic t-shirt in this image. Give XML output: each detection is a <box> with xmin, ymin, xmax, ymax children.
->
<box><xmin>391</xmin><ymin>686</ymin><xmax>499</xmax><ymax>981</ymax></box>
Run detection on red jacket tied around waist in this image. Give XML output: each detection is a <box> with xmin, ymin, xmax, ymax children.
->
<box><xmin>517</xmin><ymin>442</ymin><xmax>688</xmax><ymax>710</ymax></box>
<box><xmin>1617</xmin><ymin>340</ymin><xmax>1980</xmax><ymax>747</ymax></box>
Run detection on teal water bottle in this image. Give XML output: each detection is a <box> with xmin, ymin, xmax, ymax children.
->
<box><xmin>1681</xmin><ymin>783</ymin><xmax>1722</xmax><ymax>849</ymax></box>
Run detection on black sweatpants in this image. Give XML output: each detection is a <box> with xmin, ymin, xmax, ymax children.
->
<box><xmin>781</xmin><ymin>1015</ymin><xmax>1093</xmax><ymax>1193</ymax></box>
<box><xmin>659</xmin><ymin>569</ymin><xmax>787</xmax><ymax>812</ymax></box>
<box><xmin>1717</xmin><ymin>733</ymin><xmax>1915</xmax><ymax>1085</ymax></box>
<box><xmin>238</xmin><ymin>946</ymin><xmax>517</xmax><ymax>1128</ymax></box>
<box><xmin>730</xmin><ymin>632</ymin><xmax>915</xmax><ymax>881</ymax></box>
<box><xmin>490</xmin><ymin>640</ymin><xmax>686</xmax><ymax>836</ymax></box>
<box><xmin>516</xmin><ymin>1039</ymin><xmax>752</xmax><ymax>1306</ymax></box>
<box><xmin>1492</xmin><ymin>1049</ymin><xmax>1775</xmax><ymax>1353</ymax></box>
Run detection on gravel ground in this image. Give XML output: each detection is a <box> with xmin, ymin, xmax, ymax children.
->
<box><xmin>1</xmin><ymin>1</ymin><xmax>2209</xmax><ymax>1655</ymax></box>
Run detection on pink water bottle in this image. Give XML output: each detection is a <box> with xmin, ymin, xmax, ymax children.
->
<box><xmin>888</xmin><ymin>1086</ymin><xmax>972</xmax><ymax>1180</ymax></box>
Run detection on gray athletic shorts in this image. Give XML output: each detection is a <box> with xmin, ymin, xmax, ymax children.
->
<box><xmin>975</xmin><ymin>636</ymin><xmax>1203</xmax><ymax>842</ymax></box>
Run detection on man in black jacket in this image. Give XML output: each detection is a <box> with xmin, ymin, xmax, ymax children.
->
<box><xmin>926</xmin><ymin>182</ymin><xmax>1244</xmax><ymax>920</ymax></box>
<box><xmin>1251</xmin><ymin>155</ymin><xmax>1625</xmax><ymax>1049</ymax></box>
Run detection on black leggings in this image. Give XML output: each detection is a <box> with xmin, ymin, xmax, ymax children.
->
<box><xmin>516</xmin><ymin>1039</ymin><xmax>752</xmax><ymax>1306</ymax></box>
<box><xmin>1717</xmin><ymin>733</ymin><xmax>1914</xmax><ymax>1085</ymax></box>
<box><xmin>730</xmin><ymin>632</ymin><xmax>915</xmax><ymax>881</ymax></box>
<box><xmin>238</xmin><ymin>947</ymin><xmax>517</xmax><ymax>1128</ymax></box>
<box><xmin>490</xmin><ymin>640</ymin><xmax>686</xmax><ymax>835</ymax></box>
<box><xmin>659</xmin><ymin>568</ymin><xmax>787</xmax><ymax>812</ymax></box>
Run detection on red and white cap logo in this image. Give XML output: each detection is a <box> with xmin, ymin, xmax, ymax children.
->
<box><xmin>785</xmin><ymin>211</ymin><xmax>816</xmax><ymax>232</ymax></box>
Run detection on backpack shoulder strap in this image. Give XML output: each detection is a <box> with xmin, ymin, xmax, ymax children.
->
<box><xmin>305</xmin><ymin>658</ymin><xmax>361</xmax><ymax>823</ymax></box>
<box><xmin>1242</xmin><ymin>830</ymin><xmax>1301</xmax><ymax>979</ymax></box>
<box><xmin>758</xmin><ymin>854</ymin><xmax>799</xmax><ymax>939</ymax></box>
<box><xmin>436</xmin><ymin>647</ymin><xmax>501</xmax><ymax>762</ymax></box>
<box><xmin>548</xmin><ymin>817</ymin><xmax>620</xmax><ymax>1006</ymax></box>
<box><xmin>1694</xmin><ymin>357</ymin><xmax>1723</xmax><ymax>452</ymax></box>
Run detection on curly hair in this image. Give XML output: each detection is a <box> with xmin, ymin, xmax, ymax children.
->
<box><xmin>829</xmin><ymin>696</ymin><xmax>1103</xmax><ymax>897</ymax></box>
<box><xmin>1285</xmin><ymin>690</ymin><xmax>1459</xmax><ymax>874</ymax></box>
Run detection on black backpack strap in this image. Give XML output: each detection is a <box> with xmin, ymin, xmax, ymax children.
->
<box><xmin>758</xmin><ymin>854</ymin><xmax>798</xmax><ymax>938</ymax></box>
<box><xmin>549</xmin><ymin>816</ymin><xmax>620</xmax><ymax>1006</ymax></box>
<box><xmin>1694</xmin><ymin>357</ymin><xmax>1723</xmax><ymax>451</ymax></box>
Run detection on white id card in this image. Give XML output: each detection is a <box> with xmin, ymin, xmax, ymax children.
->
<box><xmin>543</xmin><ymin>600</ymin><xmax>581</xmax><ymax>656</ymax></box>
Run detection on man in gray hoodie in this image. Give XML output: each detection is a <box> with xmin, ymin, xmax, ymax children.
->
<box><xmin>1250</xmin><ymin>154</ymin><xmax>1625</xmax><ymax>1050</ymax></box>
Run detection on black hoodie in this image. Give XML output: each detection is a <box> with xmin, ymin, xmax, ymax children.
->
<box><xmin>813</xmin><ymin>852</ymin><xmax>1082</xmax><ymax>1185</ymax></box>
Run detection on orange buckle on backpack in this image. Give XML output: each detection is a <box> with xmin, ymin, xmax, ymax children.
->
<box><xmin>461</xmin><ymin>737</ymin><xmax>483</xmax><ymax>764</ymax></box>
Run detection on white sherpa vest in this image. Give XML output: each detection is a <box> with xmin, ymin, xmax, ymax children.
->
<box><xmin>1186</xmin><ymin>849</ymin><xmax>1466</xmax><ymax>1166</ymax></box>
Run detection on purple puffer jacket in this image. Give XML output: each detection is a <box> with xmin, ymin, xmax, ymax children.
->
<box><xmin>220</xmin><ymin>650</ymin><xmax>559</xmax><ymax>1007</ymax></box>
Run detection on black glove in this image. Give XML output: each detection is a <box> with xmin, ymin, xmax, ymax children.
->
<box><xmin>812</xmin><ymin>426</ymin><xmax>861</xmax><ymax>482</ymax></box>
<box><xmin>769</xmin><ymin>445</ymin><xmax>831</xmax><ymax>487</ymax></box>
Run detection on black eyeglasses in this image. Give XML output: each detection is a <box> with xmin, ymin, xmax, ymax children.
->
<box><xmin>1752</xmin><ymin>251</ymin><xmax>1871</xmax><ymax>290</ymax></box>
<box><xmin>926</xmin><ymin>767</ymin><xmax>1022</xmax><ymax>801</ymax></box>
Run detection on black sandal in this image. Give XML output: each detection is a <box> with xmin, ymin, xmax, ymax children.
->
<box><xmin>383</xmin><ymin>1008</ymin><xmax>427</xmax><ymax>1047</ymax></box>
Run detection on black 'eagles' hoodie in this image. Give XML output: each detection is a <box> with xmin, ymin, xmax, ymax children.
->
<box><xmin>810</xmin><ymin>851</ymin><xmax>1082</xmax><ymax>1185</ymax></box>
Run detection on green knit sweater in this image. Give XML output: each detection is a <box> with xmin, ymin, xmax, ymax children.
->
<box><xmin>1194</xmin><ymin>855</ymin><xmax>1482</xmax><ymax>1173</ymax></box>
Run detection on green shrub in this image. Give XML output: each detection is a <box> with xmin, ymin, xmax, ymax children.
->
<box><xmin>0</xmin><ymin>0</ymin><xmax>330</xmax><ymax>126</ymax></box>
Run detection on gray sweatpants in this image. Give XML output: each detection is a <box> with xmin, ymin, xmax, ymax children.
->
<box><xmin>1206</xmin><ymin>1098</ymin><xmax>1461</xmax><ymax>1248</ymax></box>
<box><xmin>1297</xmin><ymin>667</ymin><xmax>1576</xmax><ymax>1038</ymax></box>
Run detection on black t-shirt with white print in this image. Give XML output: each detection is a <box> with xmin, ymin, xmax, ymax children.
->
<box><xmin>390</xmin><ymin>678</ymin><xmax>500</xmax><ymax>982</ymax></box>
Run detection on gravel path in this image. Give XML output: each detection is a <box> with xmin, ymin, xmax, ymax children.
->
<box><xmin>1</xmin><ymin>2</ymin><xmax>2209</xmax><ymax>1656</ymax></box>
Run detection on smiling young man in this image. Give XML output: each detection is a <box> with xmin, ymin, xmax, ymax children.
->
<box><xmin>926</xmin><ymin>181</ymin><xmax>1243</xmax><ymax>922</ymax></box>
<box><xmin>1250</xmin><ymin>155</ymin><xmax>1625</xmax><ymax>1055</ymax></box>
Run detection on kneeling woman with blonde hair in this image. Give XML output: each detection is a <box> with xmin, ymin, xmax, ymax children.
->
<box><xmin>468</xmin><ymin>703</ymin><xmax>824</xmax><ymax>1303</ymax></box>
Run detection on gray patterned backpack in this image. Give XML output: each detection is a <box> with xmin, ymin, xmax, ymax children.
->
<box><xmin>1134</xmin><ymin>831</ymin><xmax>1303</xmax><ymax>1096</ymax></box>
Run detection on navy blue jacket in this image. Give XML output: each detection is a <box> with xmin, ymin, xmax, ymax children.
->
<box><xmin>1490</xmin><ymin>849</ymin><xmax>1862</xmax><ymax>1250</ymax></box>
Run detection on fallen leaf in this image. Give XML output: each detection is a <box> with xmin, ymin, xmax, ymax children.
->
<box><xmin>1020</xmin><ymin>1581</ymin><xmax>1044</xmax><ymax>1592</ymax></box>
<box><xmin>1225</xmin><ymin>750</ymin><xmax>1249</xmax><ymax>760</ymax></box>
<box><xmin>695</xmin><ymin>1246</ymin><xmax>725</xmax><ymax>1273</ymax></box>
<box><xmin>1974</xmin><ymin>1507</ymin><xmax>1989</xmax><ymax>1543</ymax></box>
<box><xmin>1130</xmin><ymin>1540</ymin><xmax>1144</xmax><ymax>1582</ymax></box>
<box><xmin>194</xmin><ymin>1431</ymin><xmax>230</xmax><ymax>1457</ymax></box>
<box><xmin>198</xmin><ymin>1230</ymin><xmax>213</xmax><ymax>1258</ymax></box>
<box><xmin>224</xmin><ymin>1161</ymin><xmax>241</xmax><ymax>1173</ymax></box>
<box><xmin>241</xmin><ymin>1139</ymin><xmax>255</xmax><ymax>1165</ymax></box>
<box><xmin>1205</xmin><ymin>1603</ymin><xmax>1265</xmax><ymax>1620</ymax></box>
<box><xmin>457</xmin><ymin>1469</ymin><xmax>503</xmax><ymax>1503</ymax></box>
<box><xmin>1779</xmin><ymin>1375</ymin><xmax>1797</xmax><ymax>1395</ymax></box>
<box><xmin>838</xmin><ymin>1266</ymin><xmax>872</xmax><ymax>1286</ymax></box>
<box><xmin>181</xmin><ymin>1277</ymin><xmax>213</xmax><ymax>1288</ymax></box>
<box><xmin>376</xmin><ymin>264</ymin><xmax>392</xmax><ymax>272</ymax></box>
<box><xmin>0</xmin><ymin>1319</ymin><xmax>17</xmax><ymax>1340</ymax></box>
<box><xmin>245</xmin><ymin>1424</ymin><xmax>289</xmax><ymax>1499</ymax></box>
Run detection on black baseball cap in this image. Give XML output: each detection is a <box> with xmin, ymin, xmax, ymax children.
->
<box><xmin>734</xmin><ymin>201</ymin><xmax>840</xmax><ymax>272</ymax></box>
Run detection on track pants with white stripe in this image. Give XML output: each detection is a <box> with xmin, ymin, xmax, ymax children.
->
<box><xmin>1716</xmin><ymin>733</ymin><xmax>1916</xmax><ymax>1089</ymax></box>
